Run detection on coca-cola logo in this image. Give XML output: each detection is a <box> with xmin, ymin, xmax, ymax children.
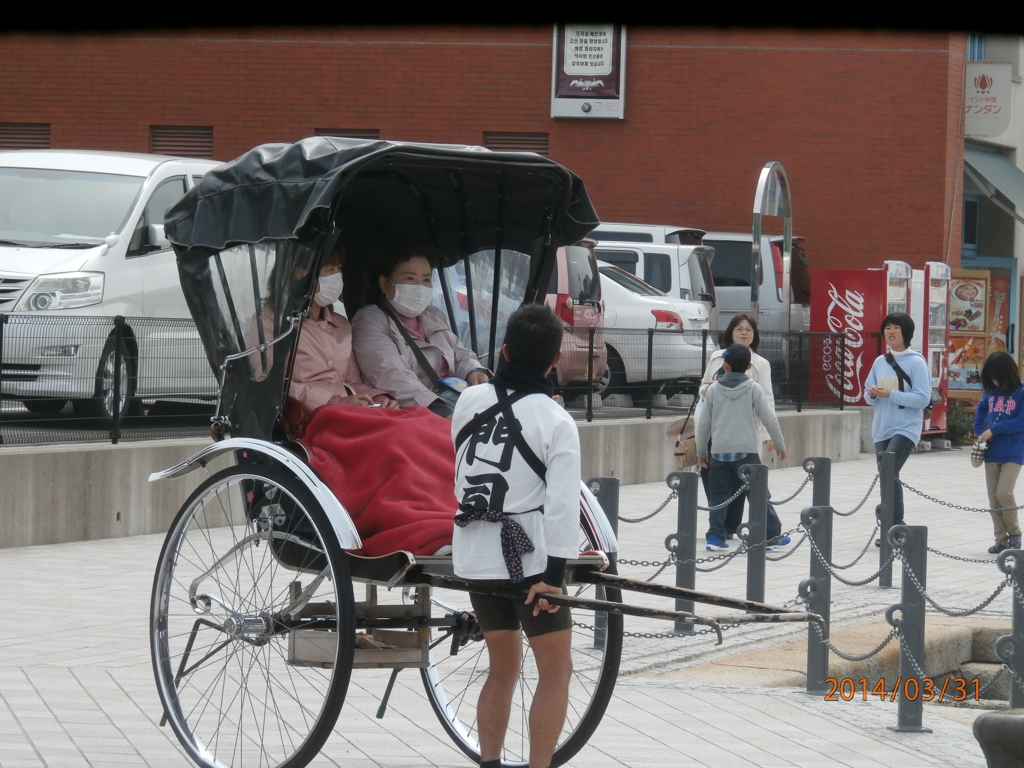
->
<box><xmin>825</xmin><ymin>283</ymin><xmax>867</xmax><ymax>403</ymax></box>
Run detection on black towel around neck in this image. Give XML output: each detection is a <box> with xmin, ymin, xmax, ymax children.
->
<box><xmin>491</xmin><ymin>360</ymin><xmax>554</xmax><ymax>397</ymax></box>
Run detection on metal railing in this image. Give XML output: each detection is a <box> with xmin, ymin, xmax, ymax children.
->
<box><xmin>1</xmin><ymin>313</ymin><xmax>851</xmax><ymax>443</ymax></box>
<box><xmin>558</xmin><ymin>327</ymin><xmax>847</xmax><ymax>422</ymax></box>
<box><xmin>601</xmin><ymin>456</ymin><xmax>1024</xmax><ymax>725</ymax></box>
<box><xmin>0</xmin><ymin>313</ymin><xmax>217</xmax><ymax>445</ymax></box>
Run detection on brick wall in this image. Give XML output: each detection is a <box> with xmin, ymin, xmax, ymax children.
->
<box><xmin>0</xmin><ymin>26</ymin><xmax>966</xmax><ymax>270</ymax></box>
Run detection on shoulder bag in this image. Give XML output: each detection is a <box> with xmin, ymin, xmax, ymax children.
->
<box><xmin>380</xmin><ymin>303</ymin><xmax>465</xmax><ymax>410</ymax></box>
<box><xmin>666</xmin><ymin>396</ymin><xmax>700</xmax><ymax>469</ymax></box>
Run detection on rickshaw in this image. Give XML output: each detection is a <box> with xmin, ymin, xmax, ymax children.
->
<box><xmin>148</xmin><ymin>136</ymin><xmax>820</xmax><ymax>768</ymax></box>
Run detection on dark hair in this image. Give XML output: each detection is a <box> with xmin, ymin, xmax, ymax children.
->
<box><xmin>722</xmin><ymin>343</ymin><xmax>751</xmax><ymax>373</ymax></box>
<box><xmin>982</xmin><ymin>350</ymin><xmax>1022</xmax><ymax>394</ymax></box>
<box><xmin>324</xmin><ymin>240</ymin><xmax>346</xmax><ymax>267</ymax></box>
<box><xmin>502</xmin><ymin>304</ymin><xmax>563</xmax><ymax>373</ymax></box>
<box><xmin>881</xmin><ymin>313</ymin><xmax>914</xmax><ymax>346</ymax></box>
<box><xmin>722</xmin><ymin>312</ymin><xmax>760</xmax><ymax>352</ymax></box>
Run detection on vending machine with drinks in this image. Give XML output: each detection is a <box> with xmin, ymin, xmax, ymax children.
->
<box><xmin>810</xmin><ymin>260</ymin><xmax>913</xmax><ymax>406</ymax></box>
<box><xmin>910</xmin><ymin>262</ymin><xmax>951</xmax><ymax>433</ymax></box>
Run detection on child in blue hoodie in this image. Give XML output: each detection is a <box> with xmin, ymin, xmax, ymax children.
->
<box><xmin>864</xmin><ymin>313</ymin><xmax>931</xmax><ymax>528</ymax></box>
<box><xmin>974</xmin><ymin>351</ymin><xmax>1024</xmax><ymax>554</ymax></box>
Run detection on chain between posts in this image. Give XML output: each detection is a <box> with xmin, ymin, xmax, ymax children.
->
<box><xmin>616</xmin><ymin>468</ymin><xmax>817</xmax><ymax>523</ymax></box>
<box><xmin>927</xmin><ymin>547</ymin><xmax>997</xmax><ymax>564</ymax></box>
<box><xmin>618</xmin><ymin>490</ymin><xmax>677</xmax><ymax>524</ymax></box>
<box><xmin>765</xmin><ymin>532</ymin><xmax>808</xmax><ymax>561</ymax></box>
<box><xmin>807</xmin><ymin>533</ymin><xmax>898</xmax><ymax>586</ymax></box>
<box><xmin>697</xmin><ymin>481</ymin><xmax>750</xmax><ymax>512</ymax></box>
<box><xmin>833</xmin><ymin>474</ymin><xmax>879</xmax><ymax>516</ymax></box>
<box><xmin>770</xmin><ymin>472</ymin><xmax>813</xmax><ymax>505</ymax></box>
<box><xmin>900</xmin><ymin>559</ymin><xmax>1012</xmax><ymax>617</ymax></box>
<box><xmin>828</xmin><ymin>526</ymin><xmax>880</xmax><ymax>570</ymax></box>
<box><xmin>812</xmin><ymin>622</ymin><xmax>899</xmax><ymax>662</ymax></box>
<box><xmin>902</xmin><ymin>481</ymin><xmax>1024</xmax><ymax>513</ymax></box>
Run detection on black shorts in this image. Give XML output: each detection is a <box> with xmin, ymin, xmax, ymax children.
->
<box><xmin>467</xmin><ymin>576</ymin><xmax>572</xmax><ymax>638</ymax></box>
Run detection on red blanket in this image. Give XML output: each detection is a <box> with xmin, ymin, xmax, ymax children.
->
<box><xmin>304</xmin><ymin>404</ymin><xmax>456</xmax><ymax>557</ymax></box>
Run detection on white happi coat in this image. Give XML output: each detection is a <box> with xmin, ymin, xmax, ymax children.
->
<box><xmin>451</xmin><ymin>383</ymin><xmax>581</xmax><ymax>581</ymax></box>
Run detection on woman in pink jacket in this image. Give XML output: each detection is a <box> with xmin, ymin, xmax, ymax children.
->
<box><xmin>288</xmin><ymin>245</ymin><xmax>399</xmax><ymax>412</ymax></box>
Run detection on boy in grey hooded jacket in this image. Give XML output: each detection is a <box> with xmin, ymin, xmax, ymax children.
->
<box><xmin>696</xmin><ymin>344</ymin><xmax>787</xmax><ymax>549</ymax></box>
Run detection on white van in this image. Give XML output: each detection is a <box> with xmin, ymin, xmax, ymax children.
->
<box><xmin>591</xmin><ymin>242</ymin><xmax>718</xmax><ymax>329</ymax></box>
<box><xmin>590</xmin><ymin>222</ymin><xmax>719</xmax><ymax>329</ymax></box>
<box><xmin>0</xmin><ymin>150</ymin><xmax>222</xmax><ymax>420</ymax></box>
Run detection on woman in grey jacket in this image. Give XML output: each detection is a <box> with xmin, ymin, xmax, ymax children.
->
<box><xmin>352</xmin><ymin>247</ymin><xmax>490</xmax><ymax>416</ymax></box>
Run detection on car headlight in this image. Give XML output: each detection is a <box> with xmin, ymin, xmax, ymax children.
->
<box><xmin>13</xmin><ymin>272</ymin><xmax>104</xmax><ymax>311</ymax></box>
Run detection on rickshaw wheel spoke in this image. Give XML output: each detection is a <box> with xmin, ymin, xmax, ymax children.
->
<box><xmin>152</xmin><ymin>465</ymin><xmax>356</xmax><ymax>768</ymax></box>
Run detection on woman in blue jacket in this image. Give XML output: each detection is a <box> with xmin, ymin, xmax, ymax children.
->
<box><xmin>974</xmin><ymin>351</ymin><xmax>1024</xmax><ymax>554</ymax></box>
<box><xmin>864</xmin><ymin>313</ymin><xmax>931</xmax><ymax>529</ymax></box>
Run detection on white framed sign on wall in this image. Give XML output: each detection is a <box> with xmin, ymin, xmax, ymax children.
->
<box><xmin>551</xmin><ymin>24</ymin><xmax>626</xmax><ymax>119</ymax></box>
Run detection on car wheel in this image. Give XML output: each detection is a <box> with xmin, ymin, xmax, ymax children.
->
<box><xmin>73</xmin><ymin>337</ymin><xmax>138</xmax><ymax>425</ymax></box>
<box><xmin>593</xmin><ymin>346</ymin><xmax>626</xmax><ymax>396</ymax></box>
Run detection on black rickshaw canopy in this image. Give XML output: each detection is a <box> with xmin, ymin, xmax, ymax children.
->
<box><xmin>164</xmin><ymin>136</ymin><xmax>600</xmax><ymax>440</ymax></box>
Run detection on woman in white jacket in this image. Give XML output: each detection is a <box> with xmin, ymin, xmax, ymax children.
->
<box><xmin>697</xmin><ymin>313</ymin><xmax>788</xmax><ymax>546</ymax></box>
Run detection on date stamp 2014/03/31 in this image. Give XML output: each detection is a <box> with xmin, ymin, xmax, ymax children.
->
<box><xmin>824</xmin><ymin>677</ymin><xmax>982</xmax><ymax>703</ymax></box>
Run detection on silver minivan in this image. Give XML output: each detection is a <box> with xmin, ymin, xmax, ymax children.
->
<box><xmin>700</xmin><ymin>232</ymin><xmax>811</xmax><ymax>333</ymax></box>
<box><xmin>0</xmin><ymin>150</ymin><xmax>222</xmax><ymax>421</ymax></box>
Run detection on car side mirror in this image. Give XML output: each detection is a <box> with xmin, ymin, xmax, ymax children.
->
<box><xmin>148</xmin><ymin>224</ymin><xmax>171</xmax><ymax>250</ymax></box>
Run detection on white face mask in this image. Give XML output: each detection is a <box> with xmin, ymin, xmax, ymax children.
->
<box><xmin>314</xmin><ymin>272</ymin><xmax>344</xmax><ymax>307</ymax></box>
<box><xmin>390</xmin><ymin>281</ymin><xmax>433</xmax><ymax>317</ymax></box>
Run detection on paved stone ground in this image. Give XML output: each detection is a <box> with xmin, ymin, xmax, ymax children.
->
<box><xmin>0</xmin><ymin>447</ymin><xmax>1015</xmax><ymax>767</ymax></box>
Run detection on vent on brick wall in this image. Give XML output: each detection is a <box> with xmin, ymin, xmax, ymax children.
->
<box><xmin>0</xmin><ymin>123</ymin><xmax>51</xmax><ymax>150</ymax></box>
<box><xmin>315</xmin><ymin>128</ymin><xmax>381</xmax><ymax>140</ymax></box>
<box><xmin>483</xmin><ymin>132</ymin><xmax>549</xmax><ymax>156</ymax></box>
<box><xmin>150</xmin><ymin>126</ymin><xmax>214</xmax><ymax>158</ymax></box>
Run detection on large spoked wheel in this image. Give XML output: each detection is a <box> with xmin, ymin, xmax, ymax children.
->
<box><xmin>421</xmin><ymin>533</ymin><xmax>623</xmax><ymax>767</ymax></box>
<box><xmin>151</xmin><ymin>465</ymin><xmax>356</xmax><ymax>768</ymax></box>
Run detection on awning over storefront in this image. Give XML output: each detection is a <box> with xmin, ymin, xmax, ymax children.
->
<box><xmin>964</xmin><ymin>146</ymin><xmax>1024</xmax><ymax>226</ymax></box>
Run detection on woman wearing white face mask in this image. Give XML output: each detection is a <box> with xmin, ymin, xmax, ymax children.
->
<box><xmin>287</xmin><ymin>244</ymin><xmax>399</xmax><ymax>414</ymax></box>
<box><xmin>352</xmin><ymin>245</ymin><xmax>490</xmax><ymax>416</ymax></box>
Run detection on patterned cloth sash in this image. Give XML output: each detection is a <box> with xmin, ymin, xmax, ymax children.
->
<box><xmin>453</xmin><ymin>504</ymin><xmax>542</xmax><ymax>582</ymax></box>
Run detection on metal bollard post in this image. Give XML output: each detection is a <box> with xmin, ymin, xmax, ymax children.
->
<box><xmin>586</xmin><ymin>326</ymin><xmax>595</xmax><ymax>423</ymax></box>
<box><xmin>587</xmin><ymin>477</ymin><xmax>619</xmax><ymax>649</ymax></box>
<box><xmin>838</xmin><ymin>333</ymin><xmax>847</xmax><ymax>410</ymax></box>
<box><xmin>806</xmin><ymin>456</ymin><xmax>832</xmax><ymax>508</ymax></box>
<box><xmin>645</xmin><ymin>329</ymin><xmax>654</xmax><ymax>420</ymax></box>
<box><xmin>995</xmin><ymin>549</ymin><xmax>1024</xmax><ymax>708</ymax></box>
<box><xmin>800</xmin><ymin>505</ymin><xmax>833</xmax><ymax>695</ymax></box>
<box><xmin>664</xmin><ymin>472</ymin><xmax>697</xmax><ymax>634</ymax></box>
<box><xmin>877</xmin><ymin>451</ymin><xmax>896</xmax><ymax>589</ymax></box>
<box><xmin>796</xmin><ymin>331</ymin><xmax>805</xmax><ymax>413</ymax></box>
<box><xmin>740</xmin><ymin>463</ymin><xmax>768</xmax><ymax>605</ymax></box>
<box><xmin>111</xmin><ymin>315</ymin><xmax>124</xmax><ymax>445</ymax></box>
<box><xmin>0</xmin><ymin>314</ymin><xmax>5</xmax><ymax>445</ymax></box>
<box><xmin>885</xmin><ymin>525</ymin><xmax>931</xmax><ymax>733</ymax></box>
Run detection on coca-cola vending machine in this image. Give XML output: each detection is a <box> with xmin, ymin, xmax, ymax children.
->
<box><xmin>910</xmin><ymin>262</ymin><xmax>951</xmax><ymax>433</ymax></box>
<box><xmin>810</xmin><ymin>261</ymin><xmax>912</xmax><ymax>406</ymax></box>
